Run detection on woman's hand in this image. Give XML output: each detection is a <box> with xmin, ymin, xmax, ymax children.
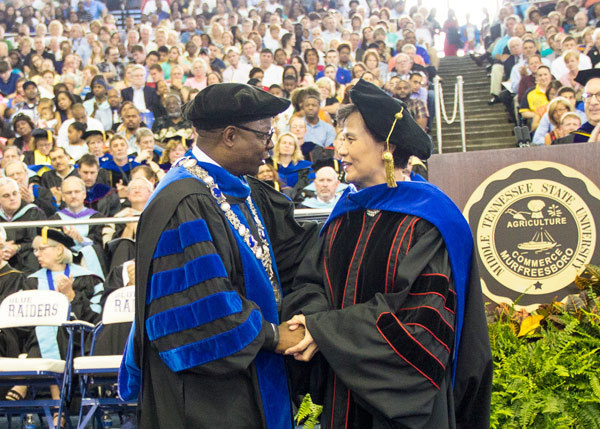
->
<box><xmin>284</xmin><ymin>314</ymin><xmax>319</xmax><ymax>362</ymax></box>
<box><xmin>55</xmin><ymin>273</ymin><xmax>75</xmax><ymax>302</ymax></box>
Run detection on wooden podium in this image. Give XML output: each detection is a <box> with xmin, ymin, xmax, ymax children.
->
<box><xmin>429</xmin><ymin>144</ymin><xmax>600</xmax><ymax>310</ymax></box>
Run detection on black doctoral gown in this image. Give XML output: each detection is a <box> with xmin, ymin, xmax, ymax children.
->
<box><xmin>0</xmin><ymin>264</ymin><xmax>30</xmax><ymax>360</ymax></box>
<box><xmin>40</xmin><ymin>168</ymin><xmax>79</xmax><ymax>190</ymax></box>
<box><xmin>85</xmin><ymin>183</ymin><xmax>122</xmax><ymax>217</ymax></box>
<box><xmin>0</xmin><ymin>202</ymin><xmax>46</xmax><ymax>275</ymax></box>
<box><xmin>121</xmin><ymin>161</ymin><xmax>318</xmax><ymax>429</ymax></box>
<box><xmin>282</xmin><ymin>186</ymin><xmax>492</xmax><ymax>429</ymax></box>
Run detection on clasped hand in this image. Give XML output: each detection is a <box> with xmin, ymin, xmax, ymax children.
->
<box><xmin>275</xmin><ymin>315</ymin><xmax>319</xmax><ymax>362</ymax></box>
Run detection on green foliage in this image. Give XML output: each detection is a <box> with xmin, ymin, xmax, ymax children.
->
<box><xmin>490</xmin><ymin>265</ymin><xmax>600</xmax><ymax>428</ymax></box>
<box><xmin>295</xmin><ymin>394</ymin><xmax>323</xmax><ymax>429</ymax></box>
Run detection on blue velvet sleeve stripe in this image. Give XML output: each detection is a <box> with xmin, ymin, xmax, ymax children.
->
<box><xmin>146</xmin><ymin>291</ymin><xmax>242</xmax><ymax>341</ymax></box>
<box><xmin>159</xmin><ymin>309</ymin><xmax>263</xmax><ymax>372</ymax></box>
<box><xmin>146</xmin><ymin>253</ymin><xmax>228</xmax><ymax>304</ymax></box>
<box><xmin>153</xmin><ymin>219</ymin><xmax>213</xmax><ymax>259</ymax></box>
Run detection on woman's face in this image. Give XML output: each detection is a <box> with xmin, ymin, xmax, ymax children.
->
<box><xmin>325</xmin><ymin>66</ymin><xmax>336</xmax><ymax>80</ymax></box>
<box><xmin>257</xmin><ymin>164</ymin><xmax>274</xmax><ymax>181</ymax></box>
<box><xmin>364</xmin><ymin>27</ymin><xmax>373</xmax><ymax>40</ymax></box>
<box><xmin>57</xmin><ymin>93</ymin><xmax>72</xmax><ymax>110</ymax></box>
<box><xmin>207</xmin><ymin>73</ymin><xmax>220</xmax><ymax>85</ymax></box>
<box><xmin>306</xmin><ymin>50</ymin><xmax>317</xmax><ymax>64</ymax></box>
<box><xmin>15</xmin><ymin>120</ymin><xmax>32</xmax><ymax>136</ymax></box>
<box><xmin>34</xmin><ymin>242</ymin><xmax>62</xmax><ymax>269</ymax></box>
<box><xmin>32</xmin><ymin>55</ymin><xmax>42</xmax><ymax>69</ymax></box>
<box><xmin>318</xmin><ymin>84</ymin><xmax>330</xmax><ymax>99</ymax></box>
<box><xmin>365</xmin><ymin>55</ymin><xmax>377</xmax><ymax>69</ymax></box>
<box><xmin>171</xmin><ymin>67</ymin><xmax>183</xmax><ymax>81</ymax></box>
<box><xmin>278</xmin><ymin>135</ymin><xmax>296</xmax><ymax>156</ymax></box>
<box><xmin>291</xmin><ymin>57</ymin><xmax>302</xmax><ymax>72</ymax></box>
<box><xmin>193</xmin><ymin>61</ymin><xmax>205</xmax><ymax>77</ymax></box>
<box><xmin>552</xmin><ymin>103</ymin><xmax>569</xmax><ymax>123</ymax></box>
<box><xmin>169</xmin><ymin>143</ymin><xmax>186</xmax><ymax>163</ymax></box>
<box><xmin>566</xmin><ymin>56</ymin><xmax>579</xmax><ymax>71</ymax></box>
<box><xmin>157</xmin><ymin>80</ymin><xmax>169</xmax><ymax>95</ymax></box>
<box><xmin>43</xmin><ymin>72</ymin><xmax>54</xmax><ymax>85</ymax></box>
<box><xmin>353</xmin><ymin>65</ymin><xmax>365</xmax><ymax>78</ymax></box>
<box><xmin>169</xmin><ymin>48</ymin><xmax>179</xmax><ymax>62</ymax></box>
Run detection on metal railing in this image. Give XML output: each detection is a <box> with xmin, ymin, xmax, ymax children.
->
<box><xmin>0</xmin><ymin>209</ymin><xmax>333</xmax><ymax>230</ymax></box>
<box><xmin>433</xmin><ymin>75</ymin><xmax>466</xmax><ymax>154</ymax></box>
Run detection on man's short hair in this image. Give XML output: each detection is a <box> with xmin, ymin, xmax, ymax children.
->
<box><xmin>0</xmin><ymin>60</ymin><xmax>11</xmax><ymax>74</ymax></box>
<box><xmin>131</xmin><ymin>45</ymin><xmax>145</xmax><ymax>54</ymax></box>
<box><xmin>557</xmin><ymin>86</ymin><xmax>576</xmax><ymax>97</ymax></box>
<box><xmin>50</xmin><ymin>146</ymin><xmax>68</xmax><ymax>157</ymax></box>
<box><xmin>79</xmin><ymin>153</ymin><xmax>99</xmax><ymax>167</ymax></box>
<box><xmin>158</xmin><ymin>45</ymin><xmax>169</xmax><ymax>54</ymax></box>
<box><xmin>149</xmin><ymin>64</ymin><xmax>163</xmax><ymax>73</ymax></box>
<box><xmin>61</xmin><ymin>176</ymin><xmax>86</xmax><ymax>192</ymax></box>
<box><xmin>0</xmin><ymin>177</ymin><xmax>18</xmax><ymax>192</ymax></box>
<box><xmin>260</xmin><ymin>48</ymin><xmax>273</xmax><ymax>55</ymax></box>
<box><xmin>337</xmin><ymin>42</ymin><xmax>351</xmax><ymax>53</ymax></box>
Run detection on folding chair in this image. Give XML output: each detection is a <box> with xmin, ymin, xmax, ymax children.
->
<box><xmin>0</xmin><ymin>290</ymin><xmax>86</xmax><ymax>429</ymax></box>
<box><xmin>74</xmin><ymin>286</ymin><xmax>135</xmax><ymax>428</ymax></box>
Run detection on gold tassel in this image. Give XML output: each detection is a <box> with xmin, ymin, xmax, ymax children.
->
<box><xmin>274</xmin><ymin>181</ymin><xmax>280</xmax><ymax>192</ymax></box>
<box><xmin>382</xmin><ymin>108</ymin><xmax>403</xmax><ymax>188</ymax></box>
<box><xmin>41</xmin><ymin>226</ymin><xmax>49</xmax><ymax>245</ymax></box>
<box><xmin>46</xmin><ymin>130</ymin><xmax>52</xmax><ymax>144</ymax></box>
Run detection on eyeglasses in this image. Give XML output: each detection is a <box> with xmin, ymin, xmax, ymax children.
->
<box><xmin>582</xmin><ymin>92</ymin><xmax>600</xmax><ymax>102</ymax></box>
<box><xmin>235</xmin><ymin>125</ymin><xmax>275</xmax><ymax>143</ymax></box>
<box><xmin>33</xmin><ymin>245</ymin><xmax>56</xmax><ymax>253</ymax></box>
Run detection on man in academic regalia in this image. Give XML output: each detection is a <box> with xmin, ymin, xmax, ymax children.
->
<box><xmin>0</xmin><ymin>177</ymin><xmax>46</xmax><ymax>275</ymax></box>
<box><xmin>118</xmin><ymin>83</ymin><xmax>319</xmax><ymax>428</ymax></box>
<box><xmin>78</xmin><ymin>154</ymin><xmax>121</xmax><ymax>217</ymax></box>
<box><xmin>282</xmin><ymin>79</ymin><xmax>492</xmax><ymax>429</ymax></box>
<box><xmin>555</xmin><ymin>69</ymin><xmax>600</xmax><ymax>143</ymax></box>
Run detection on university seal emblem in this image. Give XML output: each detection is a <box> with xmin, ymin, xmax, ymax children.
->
<box><xmin>464</xmin><ymin>161</ymin><xmax>600</xmax><ymax>310</ymax></box>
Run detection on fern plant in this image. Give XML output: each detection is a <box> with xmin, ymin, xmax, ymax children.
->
<box><xmin>295</xmin><ymin>394</ymin><xmax>323</xmax><ymax>429</ymax></box>
<box><xmin>490</xmin><ymin>264</ymin><xmax>600</xmax><ymax>428</ymax></box>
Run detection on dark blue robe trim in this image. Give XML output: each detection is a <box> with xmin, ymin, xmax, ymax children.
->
<box><xmin>158</xmin><ymin>309</ymin><xmax>263</xmax><ymax>372</ymax></box>
<box><xmin>571</xmin><ymin>121</ymin><xmax>594</xmax><ymax>142</ymax></box>
<box><xmin>277</xmin><ymin>160</ymin><xmax>314</xmax><ymax>187</ymax></box>
<box><xmin>153</xmin><ymin>219</ymin><xmax>212</xmax><ymax>259</ymax></box>
<box><xmin>86</xmin><ymin>183</ymin><xmax>112</xmax><ymax>204</ymax></box>
<box><xmin>146</xmin><ymin>253</ymin><xmax>227</xmax><ymax>304</ymax></box>
<box><xmin>410</xmin><ymin>171</ymin><xmax>427</xmax><ymax>182</ymax></box>
<box><xmin>100</xmin><ymin>157</ymin><xmax>140</xmax><ymax>173</ymax></box>
<box><xmin>139</xmin><ymin>152</ymin><xmax>292</xmax><ymax>428</ymax></box>
<box><xmin>323</xmin><ymin>181</ymin><xmax>473</xmax><ymax>386</ymax></box>
<box><xmin>118</xmin><ymin>320</ymin><xmax>140</xmax><ymax>401</ymax></box>
<box><xmin>146</xmin><ymin>291</ymin><xmax>242</xmax><ymax>341</ymax></box>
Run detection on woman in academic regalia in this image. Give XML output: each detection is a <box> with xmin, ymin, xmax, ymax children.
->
<box><xmin>8</xmin><ymin>227</ymin><xmax>103</xmax><ymax>425</ymax></box>
<box><xmin>271</xmin><ymin>132</ymin><xmax>314</xmax><ymax>188</ymax></box>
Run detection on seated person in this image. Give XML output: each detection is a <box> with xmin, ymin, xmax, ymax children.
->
<box><xmin>102</xmin><ymin>176</ymin><xmax>153</xmax><ymax>271</ymax></box>
<box><xmin>299</xmin><ymin>165</ymin><xmax>344</xmax><ymax>209</ymax></box>
<box><xmin>518</xmin><ymin>66</ymin><xmax>553</xmax><ymax>121</ymax></box>
<box><xmin>50</xmin><ymin>176</ymin><xmax>108</xmax><ymax>278</ymax></box>
<box><xmin>4</xmin><ymin>160</ymin><xmax>57</xmax><ymax>216</ymax></box>
<box><xmin>158</xmin><ymin>135</ymin><xmax>187</xmax><ymax>171</ymax></box>
<box><xmin>541</xmin><ymin>97</ymin><xmax>574</xmax><ymax>145</ymax></box>
<box><xmin>40</xmin><ymin>147</ymin><xmax>78</xmax><ymax>205</ymax></box>
<box><xmin>23</xmin><ymin>128</ymin><xmax>54</xmax><ymax>177</ymax></box>
<box><xmin>270</xmin><ymin>132</ymin><xmax>314</xmax><ymax>188</ymax></box>
<box><xmin>83</xmin><ymin>129</ymin><xmax>108</xmax><ymax>161</ymax></box>
<box><xmin>79</xmin><ymin>154</ymin><xmax>121</xmax><ymax>217</ymax></box>
<box><xmin>13</xmin><ymin>227</ymin><xmax>103</xmax><ymax>415</ymax></box>
<box><xmin>64</xmin><ymin>121</ymin><xmax>89</xmax><ymax>161</ymax></box>
<box><xmin>0</xmin><ymin>177</ymin><xmax>46</xmax><ymax>274</ymax></box>
<box><xmin>99</xmin><ymin>135</ymin><xmax>141</xmax><ymax>188</ymax></box>
<box><xmin>546</xmin><ymin>112</ymin><xmax>582</xmax><ymax>145</ymax></box>
<box><xmin>133</xmin><ymin>128</ymin><xmax>161</xmax><ymax>164</ymax></box>
<box><xmin>256</xmin><ymin>162</ymin><xmax>293</xmax><ymax>197</ymax></box>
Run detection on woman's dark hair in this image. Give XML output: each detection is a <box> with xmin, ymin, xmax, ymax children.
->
<box><xmin>54</xmin><ymin>90</ymin><xmax>77</xmax><ymax>112</ymax></box>
<box><xmin>282</xmin><ymin>65</ymin><xmax>298</xmax><ymax>82</ymax></box>
<box><xmin>249</xmin><ymin>67</ymin><xmax>263</xmax><ymax>79</ymax></box>
<box><xmin>303</xmin><ymin>47</ymin><xmax>319</xmax><ymax>64</ymax></box>
<box><xmin>281</xmin><ymin>32</ymin><xmax>294</xmax><ymax>49</ymax></box>
<box><xmin>230</xmin><ymin>25</ymin><xmax>244</xmax><ymax>44</ymax></box>
<box><xmin>68</xmin><ymin>121</ymin><xmax>87</xmax><ymax>135</ymax></box>
<box><xmin>12</xmin><ymin>113</ymin><xmax>34</xmax><ymax>133</ymax></box>
<box><xmin>545</xmin><ymin>80</ymin><xmax>563</xmax><ymax>100</ymax></box>
<box><xmin>53</xmin><ymin>83</ymin><xmax>69</xmax><ymax>97</ymax></box>
<box><xmin>291</xmin><ymin>55</ymin><xmax>307</xmax><ymax>79</ymax></box>
<box><xmin>337</xmin><ymin>103</ymin><xmax>410</xmax><ymax>168</ymax></box>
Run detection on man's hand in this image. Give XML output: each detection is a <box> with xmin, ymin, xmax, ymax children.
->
<box><xmin>284</xmin><ymin>315</ymin><xmax>319</xmax><ymax>361</ymax></box>
<box><xmin>590</xmin><ymin>122</ymin><xmax>600</xmax><ymax>143</ymax></box>
<box><xmin>125</xmin><ymin>261</ymin><xmax>136</xmax><ymax>286</ymax></box>
<box><xmin>63</xmin><ymin>226</ymin><xmax>83</xmax><ymax>244</ymax></box>
<box><xmin>3</xmin><ymin>240</ymin><xmax>18</xmax><ymax>260</ymax></box>
<box><xmin>275</xmin><ymin>322</ymin><xmax>305</xmax><ymax>354</ymax></box>
<box><xmin>116</xmin><ymin>180</ymin><xmax>128</xmax><ymax>198</ymax></box>
<box><xmin>20</xmin><ymin>184</ymin><xmax>34</xmax><ymax>203</ymax></box>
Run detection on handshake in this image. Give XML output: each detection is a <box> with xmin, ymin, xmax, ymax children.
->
<box><xmin>274</xmin><ymin>315</ymin><xmax>319</xmax><ymax>362</ymax></box>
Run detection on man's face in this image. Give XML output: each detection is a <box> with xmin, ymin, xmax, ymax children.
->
<box><xmin>107</xmin><ymin>89</ymin><xmax>121</xmax><ymax>108</ymax></box>
<box><xmin>61</xmin><ymin>180</ymin><xmax>85</xmax><ymax>211</ymax></box>
<box><xmin>585</xmin><ymin>78</ymin><xmax>600</xmax><ymax>124</ymax></box>
<box><xmin>78</xmin><ymin>163</ymin><xmax>99</xmax><ymax>187</ymax></box>
<box><xmin>132</xmin><ymin>68</ymin><xmax>146</xmax><ymax>87</ymax></box>
<box><xmin>164</xmin><ymin>96</ymin><xmax>182</xmax><ymax>117</ymax></box>
<box><xmin>209</xmin><ymin>45</ymin><xmax>220</xmax><ymax>60</ymax></box>
<box><xmin>409</xmin><ymin>75</ymin><xmax>422</xmax><ymax>93</ymax></box>
<box><xmin>230</xmin><ymin>118</ymin><xmax>274</xmax><ymax>176</ymax></box>
<box><xmin>149</xmin><ymin>68</ymin><xmax>163</xmax><ymax>83</ymax></box>
<box><xmin>73</xmin><ymin>107</ymin><xmax>87</xmax><ymax>123</ymax></box>
<box><xmin>338</xmin><ymin>48</ymin><xmax>350</xmax><ymax>64</ymax></box>
<box><xmin>127</xmin><ymin>178</ymin><xmax>152</xmax><ymax>205</ymax></box>
<box><xmin>395</xmin><ymin>56</ymin><xmax>411</xmax><ymax>74</ymax></box>
<box><xmin>395</xmin><ymin>80</ymin><xmax>411</xmax><ymax>99</ymax></box>
<box><xmin>562</xmin><ymin>39</ymin><xmax>577</xmax><ymax>52</ymax></box>
<box><xmin>24</xmin><ymin>85</ymin><xmax>38</xmax><ymax>100</ymax></box>
<box><xmin>92</xmin><ymin>83</ymin><xmax>106</xmax><ymax>99</ymax></box>
<box><xmin>50</xmin><ymin>149</ymin><xmax>70</xmax><ymax>173</ymax></box>
<box><xmin>123</xmin><ymin>108</ymin><xmax>141</xmax><ymax>131</ymax></box>
<box><xmin>290</xmin><ymin>118</ymin><xmax>306</xmax><ymax>138</ymax></box>
<box><xmin>227</xmin><ymin>50</ymin><xmax>240</xmax><ymax>67</ymax></box>
<box><xmin>243</xmin><ymin>42</ymin><xmax>256</xmax><ymax>57</ymax></box>
<box><xmin>110</xmin><ymin>138</ymin><xmax>129</xmax><ymax>159</ymax></box>
<box><xmin>339</xmin><ymin>112</ymin><xmax>385</xmax><ymax>188</ymax></box>
<box><xmin>536</xmin><ymin>67</ymin><xmax>551</xmax><ymax>87</ymax></box>
<box><xmin>350</xmin><ymin>33</ymin><xmax>360</xmax><ymax>49</ymax></box>
<box><xmin>403</xmin><ymin>31</ymin><xmax>416</xmax><ymax>46</ymax></box>
<box><xmin>146</xmin><ymin>54</ymin><xmax>158</xmax><ymax>67</ymax></box>
<box><xmin>314</xmin><ymin>167</ymin><xmax>339</xmax><ymax>202</ymax></box>
<box><xmin>560</xmin><ymin>91</ymin><xmax>576</xmax><ymax>107</ymax></box>
<box><xmin>523</xmin><ymin>42</ymin><xmax>536</xmax><ymax>58</ymax></box>
<box><xmin>0</xmin><ymin>183</ymin><xmax>21</xmax><ymax>213</ymax></box>
<box><xmin>260</xmin><ymin>52</ymin><xmax>273</xmax><ymax>68</ymax></box>
<box><xmin>509</xmin><ymin>41</ymin><xmax>523</xmax><ymax>56</ymax></box>
<box><xmin>5</xmin><ymin>164</ymin><xmax>27</xmax><ymax>186</ymax></box>
<box><xmin>133</xmin><ymin>50</ymin><xmax>146</xmax><ymax>64</ymax></box>
<box><xmin>528</xmin><ymin>56</ymin><xmax>541</xmax><ymax>73</ymax></box>
<box><xmin>326</xmin><ymin>50</ymin><xmax>339</xmax><ymax>66</ymax></box>
<box><xmin>302</xmin><ymin>97</ymin><xmax>320</xmax><ymax>119</ymax></box>
<box><xmin>34</xmin><ymin>38</ymin><xmax>44</xmax><ymax>52</ymax></box>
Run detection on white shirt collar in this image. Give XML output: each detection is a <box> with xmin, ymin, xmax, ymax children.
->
<box><xmin>192</xmin><ymin>144</ymin><xmax>221</xmax><ymax>167</ymax></box>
